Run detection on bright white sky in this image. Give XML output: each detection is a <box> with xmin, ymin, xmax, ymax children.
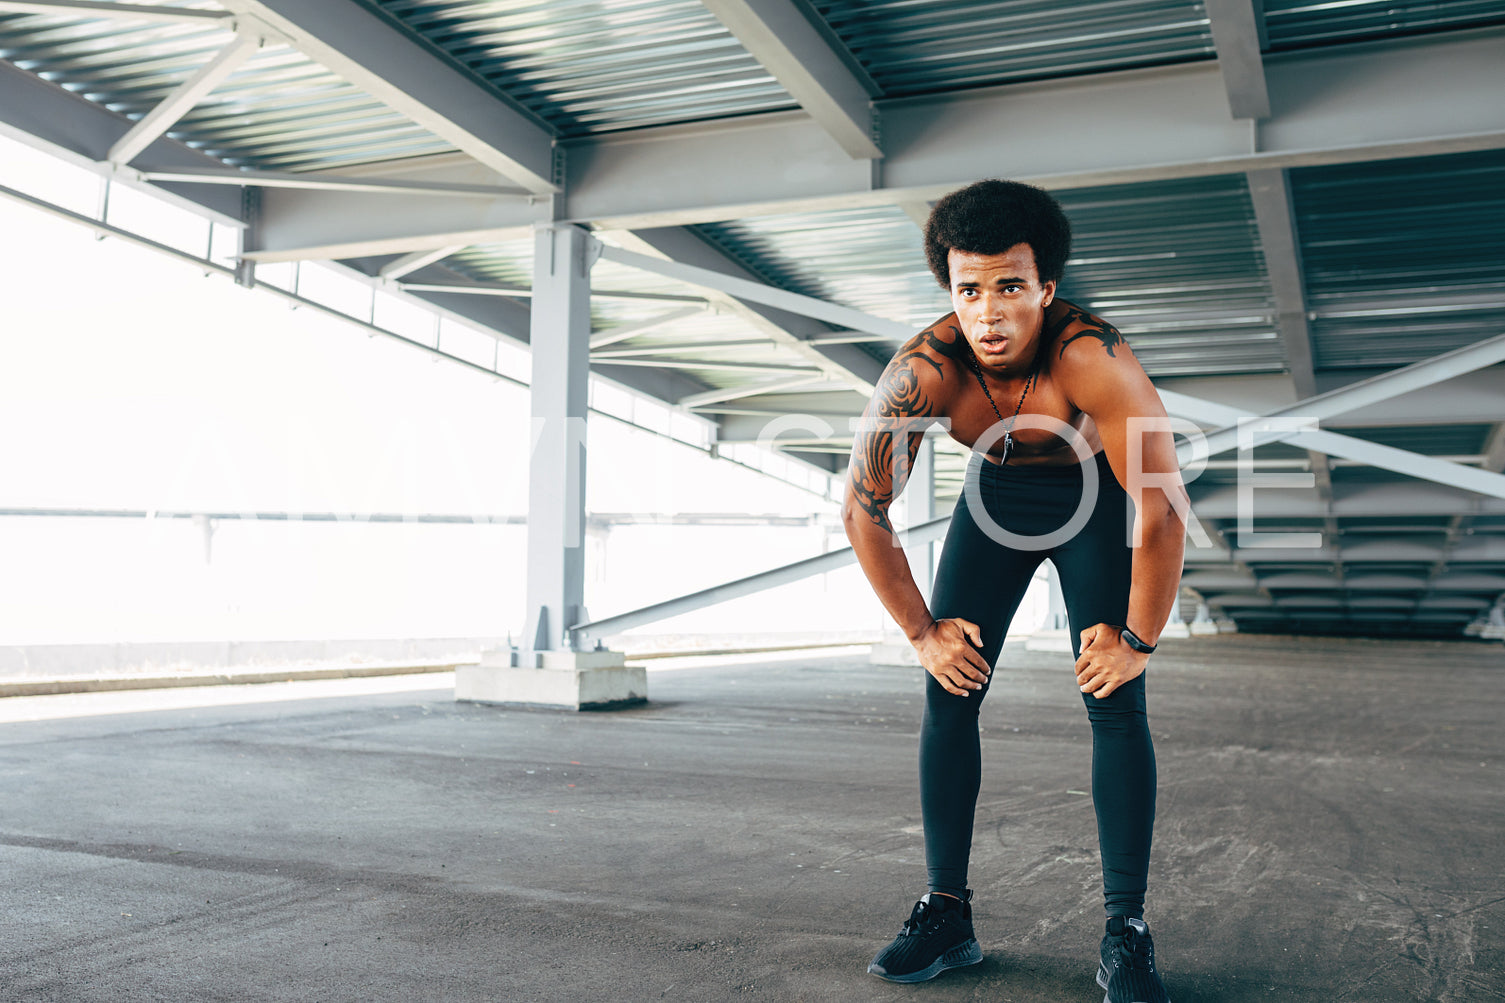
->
<box><xmin>0</xmin><ymin>136</ymin><xmax>915</xmax><ymax>646</ymax></box>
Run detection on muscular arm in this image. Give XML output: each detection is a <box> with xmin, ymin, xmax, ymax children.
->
<box><xmin>1056</xmin><ymin>308</ymin><xmax>1188</xmax><ymax>693</ymax></box>
<box><xmin>843</xmin><ymin>331</ymin><xmax>944</xmax><ymax>639</ymax></box>
<box><xmin>842</xmin><ymin>323</ymin><xmax>992</xmax><ymax>696</ymax></box>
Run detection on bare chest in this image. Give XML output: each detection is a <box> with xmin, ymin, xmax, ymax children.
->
<box><xmin>944</xmin><ymin>373</ymin><xmax>1099</xmax><ymax>464</ymax></box>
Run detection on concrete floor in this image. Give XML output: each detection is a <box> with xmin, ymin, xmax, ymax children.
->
<box><xmin>0</xmin><ymin>635</ymin><xmax>1501</xmax><ymax>1002</ymax></box>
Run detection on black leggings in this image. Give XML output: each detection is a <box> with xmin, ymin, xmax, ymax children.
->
<box><xmin>922</xmin><ymin>450</ymin><xmax>1156</xmax><ymax>920</ymax></box>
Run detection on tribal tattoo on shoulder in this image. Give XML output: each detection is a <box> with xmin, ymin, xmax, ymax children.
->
<box><xmin>847</xmin><ymin>322</ymin><xmax>961</xmax><ymax>533</ymax></box>
<box><xmin>1053</xmin><ymin>301</ymin><xmax>1128</xmax><ymax>359</ymax></box>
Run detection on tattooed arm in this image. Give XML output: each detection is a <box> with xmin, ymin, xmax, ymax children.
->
<box><xmin>1054</xmin><ymin>307</ymin><xmax>1188</xmax><ymax>699</ymax></box>
<box><xmin>842</xmin><ymin>321</ymin><xmax>993</xmax><ymax>697</ymax></box>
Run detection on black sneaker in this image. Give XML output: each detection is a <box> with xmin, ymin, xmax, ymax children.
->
<box><xmin>867</xmin><ymin>891</ymin><xmax>983</xmax><ymax>983</ymax></box>
<box><xmin>1097</xmin><ymin>916</ymin><xmax>1170</xmax><ymax>1003</ymax></box>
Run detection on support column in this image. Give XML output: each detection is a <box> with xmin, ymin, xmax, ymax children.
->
<box><xmin>523</xmin><ymin>223</ymin><xmax>592</xmax><ymax>653</ymax></box>
<box><xmin>458</xmin><ymin>224</ymin><xmax>646</xmax><ymax>709</ymax></box>
<box><xmin>1189</xmin><ymin>600</ymin><xmax>1221</xmax><ymax>635</ymax></box>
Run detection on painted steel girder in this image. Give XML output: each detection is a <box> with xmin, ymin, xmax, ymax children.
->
<box><xmin>700</xmin><ymin>0</ymin><xmax>879</xmax><ymax>159</ymax></box>
<box><xmin>562</xmin><ymin>30</ymin><xmax>1505</xmax><ymax>229</ymax></box>
<box><xmin>218</xmin><ymin>0</ymin><xmax>557</xmax><ymax>193</ymax></box>
<box><xmin>244</xmin><ymin>168</ymin><xmax>551</xmax><ymax>264</ymax></box>
<box><xmin>0</xmin><ymin>59</ymin><xmax>244</xmax><ymax>223</ymax></box>
<box><xmin>233</xmin><ymin>30</ymin><xmax>1505</xmax><ymax>258</ymax></box>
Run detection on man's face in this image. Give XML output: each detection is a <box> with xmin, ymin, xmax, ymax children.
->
<box><xmin>948</xmin><ymin>244</ymin><xmax>1057</xmax><ymax>373</ymax></box>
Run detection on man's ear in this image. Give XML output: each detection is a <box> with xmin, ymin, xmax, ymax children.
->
<box><xmin>1041</xmin><ymin>279</ymin><xmax>1057</xmax><ymax>307</ymax></box>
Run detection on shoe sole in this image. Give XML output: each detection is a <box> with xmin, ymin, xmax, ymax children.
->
<box><xmin>1096</xmin><ymin>962</ymin><xmax>1171</xmax><ymax>1003</ymax></box>
<box><xmin>867</xmin><ymin>938</ymin><xmax>982</xmax><ymax>983</ymax></box>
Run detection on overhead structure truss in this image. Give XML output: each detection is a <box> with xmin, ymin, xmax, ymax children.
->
<box><xmin>1</xmin><ymin>0</ymin><xmax>1503</xmax><ymax>638</ymax></box>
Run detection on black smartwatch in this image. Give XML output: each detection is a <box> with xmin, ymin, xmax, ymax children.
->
<box><xmin>1119</xmin><ymin>625</ymin><xmax>1157</xmax><ymax>654</ymax></box>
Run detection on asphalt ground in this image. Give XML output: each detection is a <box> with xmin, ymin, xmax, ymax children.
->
<box><xmin>0</xmin><ymin>635</ymin><xmax>1500</xmax><ymax>1002</ymax></box>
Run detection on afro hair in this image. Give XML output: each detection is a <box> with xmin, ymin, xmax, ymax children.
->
<box><xmin>923</xmin><ymin>179</ymin><xmax>1072</xmax><ymax>289</ymax></box>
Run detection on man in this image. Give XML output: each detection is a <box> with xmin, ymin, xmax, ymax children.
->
<box><xmin>842</xmin><ymin>179</ymin><xmax>1187</xmax><ymax>1003</ymax></box>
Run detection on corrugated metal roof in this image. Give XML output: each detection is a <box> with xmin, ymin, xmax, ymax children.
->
<box><xmin>1330</xmin><ymin>464</ymin><xmax>1448</xmax><ymax>486</ymax></box>
<box><xmin>1340</xmin><ymin>515</ymin><xmax>1455</xmax><ymax>532</ymax></box>
<box><xmin>371</xmin><ymin>0</ymin><xmax>796</xmax><ymax>135</ymax></box>
<box><xmin>443</xmin><ymin>240</ymin><xmax>534</xmax><ymax>287</ymax></box>
<box><xmin>693</xmin><ymin>205</ymin><xmax>948</xmax><ymax>361</ymax></box>
<box><xmin>1054</xmin><ymin>175</ymin><xmax>1285</xmax><ymax>378</ymax></box>
<box><xmin>1339</xmin><ymin>423</ymin><xmax>1496</xmax><ymax>458</ymax></box>
<box><xmin>1291</xmin><ymin>149</ymin><xmax>1505</xmax><ymax>371</ymax></box>
<box><xmin>0</xmin><ymin>7</ymin><xmax>457</xmax><ymax>170</ymax></box>
<box><xmin>810</xmin><ymin>0</ymin><xmax>1214</xmax><ymax>96</ymax></box>
<box><xmin>1264</xmin><ymin>0</ymin><xmax>1505</xmax><ymax>51</ymax></box>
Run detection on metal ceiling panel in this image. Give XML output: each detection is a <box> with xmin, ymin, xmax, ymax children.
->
<box><xmin>1340</xmin><ymin>515</ymin><xmax>1454</xmax><ymax>532</ymax></box>
<box><xmin>443</xmin><ymin>239</ymin><xmax>534</xmax><ymax>286</ymax></box>
<box><xmin>693</xmin><ymin>204</ymin><xmax>947</xmax><ymax>363</ymax></box>
<box><xmin>1330</xmin><ymin>464</ymin><xmax>1446</xmax><ymax>486</ymax></box>
<box><xmin>810</xmin><ymin>0</ymin><xmax>1214</xmax><ymax>96</ymax></box>
<box><xmin>1339</xmin><ymin>423</ymin><xmax>1496</xmax><ymax>458</ymax></box>
<box><xmin>0</xmin><ymin>7</ymin><xmax>457</xmax><ymax>169</ymax></box>
<box><xmin>1291</xmin><ymin>149</ymin><xmax>1505</xmax><ymax>372</ymax></box>
<box><xmin>1053</xmin><ymin>174</ymin><xmax>1284</xmax><ymax>378</ymax></box>
<box><xmin>371</xmin><ymin>0</ymin><xmax>796</xmax><ymax>135</ymax></box>
<box><xmin>1264</xmin><ymin>0</ymin><xmax>1505</xmax><ymax>51</ymax></box>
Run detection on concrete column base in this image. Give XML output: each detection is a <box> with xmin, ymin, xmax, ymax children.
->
<box><xmin>455</xmin><ymin>648</ymin><xmax>647</xmax><ymax>710</ymax></box>
<box><xmin>1159</xmin><ymin>623</ymin><xmax>1190</xmax><ymax>639</ymax></box>
<box><xmin>1189</xmin><ymin>620</ymin><xmax>1222</xmax><ymax>635</ymax></box>
<box><xmin>869</xmin><ymin>642</ymin><xmax>920</xmax><ymax>667</ymax></box>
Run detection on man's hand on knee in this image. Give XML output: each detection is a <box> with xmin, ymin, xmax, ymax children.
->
<box><xmin>913</xmin><ymin>618</ymin><xmax>991</xmax><ymax>697</ymax></box>
<box><xmin>1074</xmin><ymin>623</ymin><xmax>1149</xmax><ymax>699</ymax></box>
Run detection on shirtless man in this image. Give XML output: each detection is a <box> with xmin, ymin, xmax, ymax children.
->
<box><xmin>842</xmin><ymin>179</ymin><xmax>1186</xmax><ymax>1003</ymax></box>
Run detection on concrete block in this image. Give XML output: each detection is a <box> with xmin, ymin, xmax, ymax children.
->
<box><xmin>477</xmin><ymin>647</ymin><xmax>630</xmax><ymax>670</ymax></box>
<box><xmin>456</xmin><ymin>649</ymin><xmax>646</xmax><ymax>710</ymax></box>
<box><xmin>535</xmin><ymin>649</ymin><xmax>628</xmax><ymax>671</ymax></box>
<box><xmin>477</xmin><ymin>646</ymin><xmax>519</xmax><ymax>669</ymax></box>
